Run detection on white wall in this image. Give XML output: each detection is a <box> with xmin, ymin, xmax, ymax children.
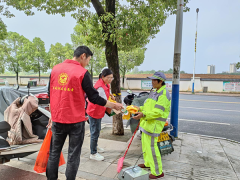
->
<box><xmin>179</xmin><ymin>81</ymin><xmax>191</xmax><ymax>91</ymax></box>
<box><xmin>20</xmin><ymin>78</ymin><xmax>49</xmax><ymax>86</ymax></box>
<box><xmin>124</xmin><ymin>79</ymin><xmax>141</xmax><ymax>89</ymax></box>
<box><xmin>6</xmin><ymin>77</ymin><xmax>17</xmax><ymax>85</ymax></box>
<box><xmin>0</xmin><ymin>77</ymin><xmax>49</xmax><ymax>86</ymax></box>
<box><xmin>123</xmin><ymin>78</ymin><xmax>237</xmax><ymax>93</ymax></box>
<box><xmin>201</xmin><ymin>81</ymin><xmax>223</xmax><ymax>92</ymax></box>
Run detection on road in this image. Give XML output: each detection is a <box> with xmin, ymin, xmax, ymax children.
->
<box><xmin>102</xmin><ymin>92</ymin><xmax>240</xmax><ymax>142</ymax></box>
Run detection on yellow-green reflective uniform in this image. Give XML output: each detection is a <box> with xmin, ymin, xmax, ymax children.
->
<box><xmin>139</xmin><ymin>85</ymin><xmax>171</xmax><ymax>176</ymax></box>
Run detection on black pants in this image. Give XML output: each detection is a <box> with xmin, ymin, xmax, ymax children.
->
<box><xmin>46</xmin><ymin>121</ymin><xmax>85</xmax><ymax>180</ymax></box>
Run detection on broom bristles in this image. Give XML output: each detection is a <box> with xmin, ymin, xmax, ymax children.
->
<box><xmin>117</xmin><ymin>157</ymin><xmax>124</xmax><ymax>173</ymax></box>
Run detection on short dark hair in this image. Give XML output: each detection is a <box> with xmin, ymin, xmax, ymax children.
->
<box><xmin>157</xmin><ymin>79</ymin><xmax>165</xmax><ymax>85</ymax></box>
<box><xmin>99</xmin><ymin>68</ymin><xmax>113</xmax><ymax>79</ymax></box>
<box><xmin>74</xmin><ymin>46</ymin><xmax>93</xmax><ymax>58</ymax></box>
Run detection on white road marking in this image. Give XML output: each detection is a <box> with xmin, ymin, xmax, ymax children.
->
<box><xmin>177</xmin><ymin>118</ymin><xmax>230</xmax><ymax>125</ymax></box>
<box><xmin>180</xmin><ymin>99</ymin><xmax>240</xmax><ymax>104</ymax></box>
<box><xmin>179</xmin><ymin>106</ymin><xmax>240</xmax><ymax>113</ymax></box>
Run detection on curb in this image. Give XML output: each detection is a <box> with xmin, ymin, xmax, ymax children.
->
<box><xmin>180</xmin><ymin>131</ymin><xmax>240</xmax><ymax>144</ymax></box>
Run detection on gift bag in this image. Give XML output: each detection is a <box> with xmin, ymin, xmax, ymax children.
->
<box><xmin>34</xmin><ymin>129</ymin><xmax>65</xmax><ymax>173</ymax></box>
<box><xmin>105</xmin><ymin>107</ymin><xmax>116</xmax><ymax>117</ymax></box>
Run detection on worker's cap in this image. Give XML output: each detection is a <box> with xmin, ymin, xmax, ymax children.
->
<box><xmin>147</xmin><ymin>72</ymin><xmax>166</xmax><ymax>81</ymax></box>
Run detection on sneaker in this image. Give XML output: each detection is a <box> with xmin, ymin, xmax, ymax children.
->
<box><xmin>149</xmin><ymin>173</ymin><xmax>164</xmax><ymax>179</ymax></box>
<box><xmin>97</xmin><ymin>146</ymin><xmax>105</xmax><ymax>153</ymax></box>
<box><xmin>90</xmin><ymin>153</ymin><xmax>104</xmax><ymax>161</ymax></box>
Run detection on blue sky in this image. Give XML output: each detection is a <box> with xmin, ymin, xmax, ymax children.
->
<box><xmin>2</xmin><ymin>0</ymin><xmax>240</xmax><ymax>74</ymax></box>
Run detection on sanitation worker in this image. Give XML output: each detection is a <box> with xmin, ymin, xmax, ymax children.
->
<box><xmin>133</xmin><ymin>71</ymin><xmax>171</xmax><ymax>179</ymax></box>
<box><xmin>46</xmin><ymin>46</ymin><xmax>123</xmax><ymax>180</ymax></box>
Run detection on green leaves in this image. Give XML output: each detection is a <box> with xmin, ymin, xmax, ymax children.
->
<box><xmin>0</xmin><ymin>2</ymin><xmax>14</xmax><ymax>40</ymax></box>
<box><xmin>71</xmin><ymin>25</ymin><xmax>106</xmax><ymax>77</ymax></box>
<box><xmin>5</xmin><ymin>0</ymin><xmax>90</xmax><ymax>16</ymax></box>
<box><xmin>236</xmin><ymin>62</ymin><xmax>240</xmax><ymax>69</ymax></box>
<box><xmin>5</xmin><ymin>0</ymin><xmax>190</xmax><ymax>64</ymax></box>
<box><xmin>119</xmin><ymin>48</ymin><xmax>146</xmax><ymax>75</ymax></box>
<box><xmin>5</xmin><ymin>0</ymin><xmax>189</xmax><ymax>51</ymax></box>
<box><xmin>0</xmin><ymin>31</ymin><xmax>29</xmax><ymax>83</ymax></box>
<box><xmin>0</xmin><ymin>42</ymin><xmax>5</xmax><ymax>73</ymax></box>
<box><xmin>3</xmin><ymin>32</ymin><xmax>27</xmax><ymax>72</ymax></box>
<box><xmin>20</xmin><ymin>37</ymin><xmax>49</xmax><ymax>81</ymax></box>
<box><xmin>0</xmin><ymin>1</ymin><xmax>15</xmax><ymax>40</ymax></box>
<box><xmin>0</xmin><ymin>19</ymin><xmax>7</xmax><ymax>40</ymax></box>
<box><xmin>0</xmin><ymin>31</ymin><xmax>74</xmax><ymax>81</ymax></box>
<box><xmin>48</xmin><ymin>42</ymin><xmax>74</xmax><ymax>68</ymax></box>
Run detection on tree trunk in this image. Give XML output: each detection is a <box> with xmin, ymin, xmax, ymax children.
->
<box><xmin>105</xmin><ymin>0</ymin><xmax>124</xmax><ymax>135</ymax></box>
<box><xmin>90</xmin><ymin>66</ymin><xmax>93</xmax><ymax>82</ymax></box>
<box><xmin>91</xmin><ymin>0</ymin><xmax>124</xmax><ymax>135</ymax></box>
<box><xmin>14</xmin><ymin>42</ymin><xmax>19</xmax><ymax>85</ymax></box>
<box><xmin>38</xmin><ymin>58</ymin><xmax>41</xmax><ymax>83</ymax></box>
<box><xmin>105</xmin><ymin>41</ymin><xmax>124</xmax><ymax>135</ymax></box>
<box><xmin>16</xmin><ymin>71</ymin><xmax>19</xmax><ymax>85</ymax></box>
<box><xmin>39</xmin><ymin>70</ymin><xmax>40</xmax><ymax>84</ymax></box>
<box><xmin>122</xmin><ymin>66</ymin><xmax>126</xmax><ymax>89</ymax></box>
<box><xmin>122</xmin><ymin>76</ymin><xmax>124</xmax><ymax>89</ymax></box>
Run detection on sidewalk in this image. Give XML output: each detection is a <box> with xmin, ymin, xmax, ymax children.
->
<box><xmin>4</xmin><ymin>123</ymin><xmax>240</xmax><ymax>180</ymax></box>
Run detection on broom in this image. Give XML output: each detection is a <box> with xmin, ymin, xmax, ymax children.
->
<box><xmin>117</xmin><ymin>122</ymin><xmax>140</xmax><ymax>173</ymax></box>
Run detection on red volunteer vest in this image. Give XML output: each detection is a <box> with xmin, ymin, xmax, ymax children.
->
<box><xmin>86</xmin><ymin>79</ymin><xmax>110</xmax><ymax>119</ymax></box>
<box><xmin>50</xmin><ymin>59</ymin><xmax>87</xmax><ymax>124</ymax></box>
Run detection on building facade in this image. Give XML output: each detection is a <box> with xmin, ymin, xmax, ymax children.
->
<box><xmin>207</xmin><ymin>65</ymin><xmax>215</xmax><ymax>74</ymax></box>
<box><xmin>229</xmin><ymin>63</ymin><xmax>237</xmax><ymax>73</ymax></box>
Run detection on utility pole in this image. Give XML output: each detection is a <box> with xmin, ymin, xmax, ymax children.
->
<box><xmin>192</xmin><ymin>8</ymin><xmax>199</xmax><ymax>94</ymax></box>
<box><xmin>170</xmin><ymin>0</ymin><xmax>184</xmax><ymax>138</ymax></box>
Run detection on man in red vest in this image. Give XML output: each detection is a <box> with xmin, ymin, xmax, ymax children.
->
<box><xmin>46</xmin><ymin>46</ymin><xmax>123</xmax><ymax>180</ymax></box>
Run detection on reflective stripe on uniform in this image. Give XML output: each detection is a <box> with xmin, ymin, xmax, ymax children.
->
<box><xmin>154</xmin><ymin>104</ymin><xmax>165</xmax><ymax>111</ymax></box>
<box><xmin>149</xmin><ymin>88</ymin><xmax>171</xmax><ymax>102</ymax></box>
<box><xmin>149</xmin><ymin>91</ymin><xmax>163</xmax><ymax>101</ymax></box>
<box><xmin>151</xmin><ymin>136</ymin><xmax>160</xmax><ymax>175</ymax></box>
<box><xmin>156</xmin><ymin>117</ymin><xmax>167</xmax><ymax>122</ymax></box>
<box><xmin>166</xmin><ymin>90</ymin><xmax>171</xmax><ymax>101</ymax></box>
<box><xmin>140</xmin><ymin>127</ymin><xmax>159</xmax><ymax>137</ymax></box>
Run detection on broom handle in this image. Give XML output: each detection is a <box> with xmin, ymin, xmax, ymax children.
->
<box><xmin>123</xmin><ymin>122</ymin><xmax>140</xmax><ymax>158</ymax></box>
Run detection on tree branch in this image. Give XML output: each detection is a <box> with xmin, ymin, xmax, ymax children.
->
<box><xmin>119</xmin><ymin>66</ymin><xmax>123</xmax><ymax>72</ymax></box>
<box><xmin>91</xmin><ymin>0</ymin><xmax>105</xmax><ymax>17</ymax></box>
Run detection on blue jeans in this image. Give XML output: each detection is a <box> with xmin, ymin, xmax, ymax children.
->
<box><xmin>46</xmin><ymin>121</ymin><xmax>85</xmax><ymax>180</ymax></box>
<box><xmin>89</xmin><ymin>115</ymin><xmax>102</xmax><ymax>154</ymax></box>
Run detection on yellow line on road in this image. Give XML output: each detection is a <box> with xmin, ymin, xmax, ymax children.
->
<box><xmin>180</xmin><ymin>99</ymin><xmax>240</xmax><ymax>104</ymax></box>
